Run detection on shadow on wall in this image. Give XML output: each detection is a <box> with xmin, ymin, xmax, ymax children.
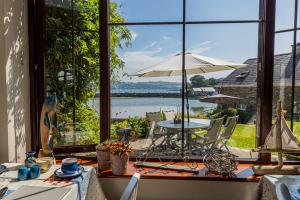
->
<box><xmin>4</xmin><ymin>0</ymin><xmax>30</xmax><ymax>162</ymax></box>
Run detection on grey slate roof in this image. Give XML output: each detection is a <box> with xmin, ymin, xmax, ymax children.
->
<box><xmin>219</xmin><ymin>52</ymin><xmax>300</xmax><ymax>87</ymax></box>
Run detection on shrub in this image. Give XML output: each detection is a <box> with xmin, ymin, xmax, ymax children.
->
<box><xmin>126</xmin><ymin>117</ymin><xmax>148</xmax><ymax>138</ymax></box>
<box><xmin>237</xmin><ymin>109</ymin><xmax>252</xmax><ymax>124</ymax></box>
<box><xmin>111</xmin><ymin>117</ymin><xmax>148</xmax><ymax>139</ymax></box>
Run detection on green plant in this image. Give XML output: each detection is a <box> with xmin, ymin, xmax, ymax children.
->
<box><xmin>207</xmin><ymin>107</ymin><xmax>238</xmax><ymax>123</ymax></box>
<box><xmin>126</xmin><ymin>117</ymin><xmax>148</xmax><ymax>138</ymax></box>
<box><xmin>237</xmin><ymin>109</ymin><xmax>253</xmax><ymax>124</ymax></box>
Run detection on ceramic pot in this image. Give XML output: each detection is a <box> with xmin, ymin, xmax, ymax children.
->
<box><xmin>96</xmin><ymin>151</ymin><xmax>111</xmax><ymax>171</ymax></box>
<box><xmin>110</xmin><ymin>153</ymin><xmax>129</xmax><ymax>175</ymax></box>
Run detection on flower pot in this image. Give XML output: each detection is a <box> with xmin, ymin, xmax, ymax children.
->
<box><xmin>110</xmin><ymin>153</ymin><xmax>129</xmax><ymax>175</ymax></box>
<box><xmin>96</xmin><ymin>150</ymin><xmax>111</xmax><ymax>171</ymax></box>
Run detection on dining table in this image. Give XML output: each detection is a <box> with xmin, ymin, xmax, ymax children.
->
<box><xmin>0</xmin><ymin>163</ymin><xmax>106</xmax><ymax>200</ymax></box>
<box><xmin>157</xmin><ymin>119</ymin><xmax>210</xmax><ymax>150</ymax></box>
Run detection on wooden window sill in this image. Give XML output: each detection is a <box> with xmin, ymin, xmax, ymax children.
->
<box><xmin>98</xmin><ymin>161</ymin><xmax>261</xmax><ymax>182</ymax></box>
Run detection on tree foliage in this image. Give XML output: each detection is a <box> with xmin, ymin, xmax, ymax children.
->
<box><xmin>45</xmin><ymin>0</ymin><xmax>132</xmax><ymax>103</ymax></box>
<box><xmin>190</xmin><ymin>75</ymin><xmax>221</xmax><ymax>88</ymax></box>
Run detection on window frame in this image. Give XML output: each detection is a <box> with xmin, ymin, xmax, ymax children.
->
<box><xmin>28</xmin><ymin>0</ymin><xmax>280</xmax><ymax>164</ymax></box>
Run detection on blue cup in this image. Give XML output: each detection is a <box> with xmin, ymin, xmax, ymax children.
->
<box><xmin>18</xmin><ymin>166</ymin><xmax>29</xmax><ymax>181</ymax></box>
<box><xmin>30</xmin><ymin>165</ymin><xmax>40</xmax><ymax>179</ymax></box>
<box><xmin>61</xmin><ymin>158</ymin><xmax>78</xmax><ymax>174</ymax></box>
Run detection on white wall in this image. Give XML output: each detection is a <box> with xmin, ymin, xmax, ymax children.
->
<box><xmin>0</xmin><ymin>0</ymin><xmax>31</xmax><ymax>163</ymax></box>
<box><xmin>100</xmin><ymin>178</ymin><xmax>259</xmax><ymax>200</ymax></box>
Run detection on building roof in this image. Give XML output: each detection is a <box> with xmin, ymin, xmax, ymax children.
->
<box><xmin>193</xmin><ymin>87</ymin><xmax>216</xmax><ymax>92</ymax></box>
<box><xmin>219</xmin><ymin>51</ymin><xmax>300</xmax><ymax>87</ymax></box>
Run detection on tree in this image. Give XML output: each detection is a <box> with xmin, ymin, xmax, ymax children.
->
<box><xmin>190</xmin><ymin>75</ymin><xmax>221</xmax><ymax>88</ymax></box>
<box><xmin>207</xmin><ymin>78</ymin><xmax>220</xmax><ymax>86</ymax></box>
<box><xmin>190</xmin><ymin>75</ymin><xmax>208</xmax><ymax>87</ymax></box>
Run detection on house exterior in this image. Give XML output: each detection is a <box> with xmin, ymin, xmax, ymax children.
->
<box><xmin>216</xmin><ymin>45</ymin><xmax>300</xmax><ymax>117</ymax></box>
<box><xmin>192</xmin><ymin>87</ymin><xmax>216</xmax><ymax>97</ymax></box>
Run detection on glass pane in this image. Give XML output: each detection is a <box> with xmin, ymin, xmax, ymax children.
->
<box><xmin>187</xmin><ymin>0</ymin><xmax>259</xmax><ymax>21</ymax></box>
<box><xmin>276</xmin><ymin>0</ymin><xmax>295</xmax><ymax>31</ymax></box>
<box><xmin>110</xmin><ymin>0</ymin><xmax>182</xmax><ymax>23</ymax></box>
<box><xmin>273</xmin><ymin>32</ymin><xmax>293</xmax><ymax>123</ymax></box>
<box><xmin>74</xmin><ymin>0</ymin><xmax>99</xmax><ymax>31</ymax></box>
<box><xmin>186</xmin><ymin>24</ymin><xmax>259</xmax><ymax>159</ymax></box>
<box><xmin>45</xmin><ymin>30</ymin><xmax>75</xmax><ymax>146</ymax></box>
<box><xmin>273</xmin><ymin>32</ymin><xmax>291</xmax><ymax>161</ymax></box>
<box><xmin>45</xmin><ymin>0</ymin><xmax>72</xmax><ymax>29</ymax></box>
<box><xmin>293</xmin><ymin>31</ymin><xmax>300</xmax><ymax>141</ymax></box>
<box><xmin>109</xmin><ymin>25</ymin><xmax>185</xmax><ymax>159</ymax></box>
<box><xmin>74</xmin><ymin>32</ymin><xmax>100</xmax><ymax>145</ymax></box>
<box><xmin>45</xmin><ymin>29</ymin><xmax>101</xmax><ymax>146</ymax></box>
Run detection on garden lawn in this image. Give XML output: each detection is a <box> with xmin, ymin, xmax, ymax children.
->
<box><xmin>227</xmin><ymin>121</ymin><xmax>300</xmax><ymax>150</ymax></box>
<box><xmin>227</xmin><ymin>124</ymin><xmax>256</xmax><ymax>150</ymax></box>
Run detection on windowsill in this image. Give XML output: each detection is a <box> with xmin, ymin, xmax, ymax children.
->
<box><xmin>98</xmin><ymin>161</ymin><xmax>261</xmax><ymax>182</ymax></box>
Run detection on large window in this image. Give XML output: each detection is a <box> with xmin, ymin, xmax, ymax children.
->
<box><xmin>29</xmin><ymin>0</ymin><xmax>286</xmax><ymax>163</ymax></box>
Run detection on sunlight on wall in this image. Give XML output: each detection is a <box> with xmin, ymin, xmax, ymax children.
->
<box><xmin>0</xmin><ymin>0</ymin><xmax>30</xmax><ymax>163</ymax></box>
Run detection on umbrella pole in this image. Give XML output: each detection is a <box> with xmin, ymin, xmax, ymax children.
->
<box><xmin>184</xmin><ymin>69</ymin><xmax>190</xmax><ymax>123</ymax></box>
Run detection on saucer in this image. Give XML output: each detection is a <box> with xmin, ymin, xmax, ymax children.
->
<box><xmin>54</xmin><ymin>166</ymin><xmax>84</xmax><ymax>179</ymax></box>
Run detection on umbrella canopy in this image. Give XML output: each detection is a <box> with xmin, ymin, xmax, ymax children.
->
<box><xmin>200</xmin><ymin>94</ymin><xmax>242</xmax><ymax>105</ymax></box>
<box><xmin>131</xmin><ymin>52</ymin><xmax>247</xmax><ymax>77</ymax></box>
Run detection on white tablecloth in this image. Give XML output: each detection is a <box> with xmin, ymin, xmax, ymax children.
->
<box><xmin>0</xmin><ymin>163</ymin><xmax>106</xmax><ymax>200</ymax></box>
<box><xmin>260</xmin><ymin>175</ymin><xmax>300</xmax><ymax>200</ymax></box>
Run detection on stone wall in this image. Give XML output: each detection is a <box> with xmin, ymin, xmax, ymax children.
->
<box><xmin>218</xmin><ymin>86</ymin><xmax>300</xmax><ymax>118</ymax></box>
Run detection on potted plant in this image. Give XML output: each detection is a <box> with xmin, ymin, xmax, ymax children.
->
<box><xmin>108</xmin><ymin>142</ymin><xmax>132</xmax><ymax>175</ymax></box>
<box><xmin>96</xmin><ymin>140</ymin><xmax>112</xmax><ymax>171</ymax></box>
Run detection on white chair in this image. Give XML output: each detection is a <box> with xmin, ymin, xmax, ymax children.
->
<box><xmin>146</xmin><ymin>111</ymin><xmax>165</xmax><ymax>146</ymax></box>
<box><xmin>120</xmin><ymin>173</ymin><xmax>141</xmax><ymax>200</ymax></box>
<box><xmin>218</xmin><ymin>116</ymin><xmax>239</xmax><ymax>151</ymax></box>
<box><xmin>192</xmin><ymin>117</ymin><xmax>224</xmax><ymax>151</ymax></box>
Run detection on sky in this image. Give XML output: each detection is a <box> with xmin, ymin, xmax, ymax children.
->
<box><xmin>112</xmin><ymin>0</ymin><xmax>298</xmax><ymax>82</ymax></box>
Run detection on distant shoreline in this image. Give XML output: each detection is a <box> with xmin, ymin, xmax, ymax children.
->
<box><xmin>95</xmin><ymin>93</ymin><xmax>198</xmax><ymax>98</ymax></box>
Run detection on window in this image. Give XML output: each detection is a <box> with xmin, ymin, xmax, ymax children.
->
<box><xmin>108</xmin><ymin>0</ymin><xmax>260</xmax><ymax>160</ymax></box>
<box><xmin>29</xmin><ymin>0</ymin><xmax>281</xmax><ymax>163</ymax></box>
<box><xmin>273</xmin><ymin>0</ymin><xmax>300</xmax><ymax>161</ymax></box>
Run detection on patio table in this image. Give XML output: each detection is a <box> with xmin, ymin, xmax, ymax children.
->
<box><xmin>157</xmin><ymin>120</ymin><xmax>209</xmax><ymax>150</ymax></box>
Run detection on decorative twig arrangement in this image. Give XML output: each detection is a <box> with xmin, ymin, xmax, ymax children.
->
<box><xmin>203</xmin><ymin>148</ymin><xmax>238</xmax><ymax>177</ymax></box>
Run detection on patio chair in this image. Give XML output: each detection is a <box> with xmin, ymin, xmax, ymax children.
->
<box><xmin>163</xmin><ymin>110</ymin><xmax>175</xmax><ymax>121</ymax></box>
<box><xmin>192</xmin><ymin>117</ymin><xmax>224</xmax><ymax>152</ymax></box>
<box><xmin>146</xmin><ymin>111</ymin><xmax>165</xmax><ymax>146</ymax></box>
<box><xmin>218</xmin><ymin>116</ymin><xmax>239</xmax><ymax>151</ymax></box>
<box><xmin>120</xmin><ymin>173</ymin><xmax>141</xmax><ymax>200</ymax></box>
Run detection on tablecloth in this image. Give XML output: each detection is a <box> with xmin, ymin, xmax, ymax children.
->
<box><xmin>0</xmin><ymin>163</ymin><xmax>106</xmax><ymax>200</ymax></box>
<box><xmin>260</xmin><ymin>175</ymin><xmax>300</xmax><ymax>200</ymax></box>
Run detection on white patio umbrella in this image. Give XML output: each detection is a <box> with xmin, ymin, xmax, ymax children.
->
<box><xmin>131</xmin><ymin>52</ymin><xmax>247</xmax><ymax>77</ymax></box>
<box><xmin>131</xmin><ymin>52</ymin><xmax>247</xmax><ymax>121</ymax></box>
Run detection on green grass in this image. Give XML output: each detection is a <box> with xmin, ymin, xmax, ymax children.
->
<box><xmin>226</xmin><ymin>121</ymin><xmax>300</xmax><ymax>150</ymax></box>
<box><xmin>227</xmin><ymin>124</ymin><xmax>256</xmax><ymax>150</ymax></box>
